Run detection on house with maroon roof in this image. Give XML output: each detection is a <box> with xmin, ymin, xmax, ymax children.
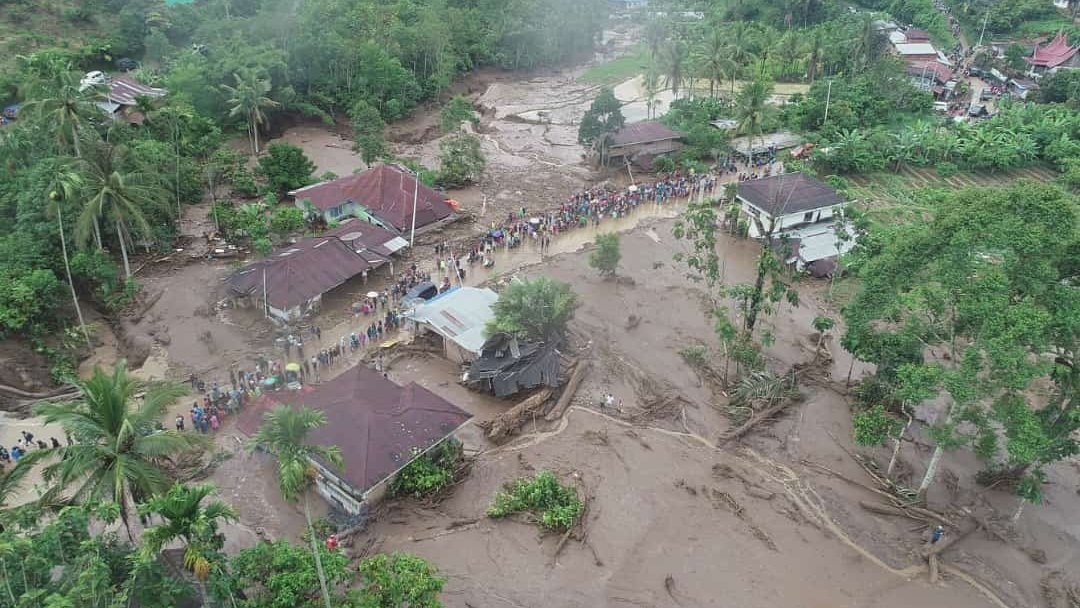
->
<box><xmin>289</xmin><ymin>164</ymin><xmax>454</xmax><ymax>235</ymax></box>
<box><xmin>1026</xmin><ymin>32</ymin><xmax>1079</xmax><ymax>74</ymax></box>
<box><xmin>236</xmin><ymin>366</ymin><xmax>472</xmax><ymax>514</ymax></box>
<box><xmin>225</xmin><ymin>236</ymin><xmax>385</xmax><ymax>322</ymax></box>
<box><xmin>605</xmin><ymin>120</ymin><xmax>683</xmax><ymax>169</ymax></box>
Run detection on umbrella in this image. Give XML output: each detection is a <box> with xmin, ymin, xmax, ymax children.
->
<box><xmin>366</xmin><ymin>291</ymin><xmax>379</xmax><ymax>298</ymax></box>
<box><xmin>490</xmin><ymin>229</ymin><xmax>504</xmax><ymax>238</ymax></box>
<box><xmin>628</xmin><ymin>185</ymin><xmax>638</xmax><ymax>193</ymax></box>
<box><xmin>285</xmin><ymin>362</ymin><xmax>301</xmax><ymax>372</ymax></box>
<box><xmin>529</xmin><ymin>217</ymin><xmax>540</xmax><ymax>225</ymax></box>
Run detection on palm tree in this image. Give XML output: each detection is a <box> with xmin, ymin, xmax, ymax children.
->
<box><xmin>660</xmin><ymin>39</ymin><xmax>689</xmax><ymax>99</ymax></box>
<box><xmin>221</xmin><ymin>70</ymin><xmax>280</xmax><ymax>156</ymax></box>
<box><xmin>34</xmin><ymin>361</ymin><xmax>200</xmax><ymax>539</ymax></box>
<box><xmin>726</xmin><ymin>22</ymin><xmax>759</xmax><ymax>97</ymax></box>
<box><xmin>138</xmin><ymin>483</ymin><xmax>237</xmax><ymax>588</ymax></box>
<box><xmin>851</xmin><ymin>14</ymin><xmax>886</xmax><ymax>73</ymax></box>
<box><xmin>643</xmin><ymin>63</ymin><xmax>662</xmax><ymax>119</ymax></box>
<box><xmin>75</xmin><ymin>142</ymin><xmax>161</xmax><ymax>279</ymax></box>
<box><xmin>694</xmin><ymin>30</ymin><xmax>736</xmax><ymax>98</ymax></box>
<box><xmin>21</xmin><ymin>67</ymin><xmax>104</xmax><ymax>159</ymax></box>
<box><xmin>48</xmin><ymin>167</ymin><xmax>92</xmax><ymax>349</ymax></box>
<box><xmin>734</xmin><ymin>79</ymin><xmax>774</xmax><ymax>165</ymax></box>
<box><xmin>248</xmin><ymin>405</ymin><xmax>343</xmax><ymax>608</ymax></box>
<box><xmin>805</xmin><ymin>30</ymin><xmax>824</xmax><ymax>82</ymax></box>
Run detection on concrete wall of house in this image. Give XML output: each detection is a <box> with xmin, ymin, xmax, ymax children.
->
<box><xmin>443</xmin><ymin>339</ymin><xmax>475</xmax><ymax>365</ymax></box>
<box><xmin>740</xmin><ymin>200</ymin><xmax>837</xmax><ymax>238</ymax></box>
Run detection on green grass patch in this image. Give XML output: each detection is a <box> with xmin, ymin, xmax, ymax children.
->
<box><xmin>487</xmin><ymin>470</ymin><xmax>583</xmax><ymax>531</ymax></box>
<box><xmin>580</xmin><ymin>45</ymin><xmax>649</xmax><ymax>85</ymax></box>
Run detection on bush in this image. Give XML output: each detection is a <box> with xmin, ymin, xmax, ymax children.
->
<box><xmin>679</xmin><ymin>345</ymin><xmax>708</xmax><ymax>367</ymax></box>
<box><xmin>439</xmin><ymin>96</ymin><xmax>478</xmax><ymax>132</ymax></box>
<box><xmin>390</xmin><ymin>440</ymin><xmax>462</xmax><ymax>499</ymax></box>
<box><xmin>936</xmin><ymin>162</ymin><xmax>959</xmax><ymax>178</ymax></box>
<box><xmin>436</xmin><ymin>134</ymin><xmax>485</xmax><ymax>187</ymax></box>
<box><xmin>258</xmin><ymin>144</ymin><xmax>315</xmax><ymax>194</ymax></box>
<box><xmin>269</xmin><ymin>207</ymin><xmax>305</xmax><ymax>238</ymax></box>
<box><xmin>652</xmin><ymin>156</ymin><xmax>676</xmax><ymax>173</ymax></box>
<box><xmin>487</xmin><ymin>470</ymin><xmax>583</xmax><ymax>531</ymax></box>
<box><xmin>589</xmin><ymin>233</ymin><xmax>620</xmax><ymax>277</ymax></box>
<box><xmin>357</xmin><ymin>553</ymin><xmax>446</xmax><ymax>608</ymax></box>
<box><xmin>230</xmin><ymin>167</ymin><xmax>258</xmax><ymax>197</ymax></box>
<box><xmin>852</xmin><ymin>404</ymin><xmax>901</xmax><ymax>447</ymax></box>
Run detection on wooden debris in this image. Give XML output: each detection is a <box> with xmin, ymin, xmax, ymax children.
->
<box><xmin>483</xmin><ymin>387</ymin><xmax>554</xmax><ymax>443</ymax></box>
<box><xmin>545</xmin><ymin>360</ymin><xmax>589</xmax><ymax>422</ymax></box>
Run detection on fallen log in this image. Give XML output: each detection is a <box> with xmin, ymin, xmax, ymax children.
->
<box><xmin>720</xmin><ymin>397</ymin><xmax>794</xmax><ymax>442</ymax></box>
<box><xmin>0</xmin><ymin>382</ymin><xmax>77</xmax><ymax>400</ymax></box>
<box><xmin>928</xmin><ymin>553</ymin><xmax>939</xmax><ymax>584</ymax></box>
<box><xmin>544</xmin><ymin>360</ymin><xmax>589</xmax><ymax>422</ymax></box>
<box><xmin>859</xmin><ymin>500</ymin><xmax>933</xmax><ymax>523</ymax></box>
<box><xmin>484</xmin><ymin>387</ymin><xmax>554</xmax><ymax>443</ymax></box>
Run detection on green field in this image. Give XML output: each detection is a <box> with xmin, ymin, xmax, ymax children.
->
<box><xmin>580</xmin><ymin>45</ymin><xmax>650</xmax><ymax>85</ymax></box>
<box><xmin>845</xmin><ymin>165</ymin><xmax>1060</xmax><ymax>209</ymax></box>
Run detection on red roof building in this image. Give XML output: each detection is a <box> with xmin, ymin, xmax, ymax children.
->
<box><xmin>290</xmin><ymin>164</ymin><xmax>453</xmax><ymax>234</ymax></box>
<box><xmin>1026</xmin><ymin>33</ymin><xmax>1078</xmax><ymax>70</ymax></box>
<box><xmin>237</xmin><ymin>366</ymin><xmax>471</xmax><ymax>513</ymax></box>
<box><xmin>226</xmin><ymin>236</ymin><xmax>378</xmax><ymax>321</ymax></box>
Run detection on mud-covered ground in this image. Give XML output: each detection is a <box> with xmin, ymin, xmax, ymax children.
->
<box><xmin>6</xmin><ymin>27</ymin><xmax>1078</xmax><ymax>608</ymax></box>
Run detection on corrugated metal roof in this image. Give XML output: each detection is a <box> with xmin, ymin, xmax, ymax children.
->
<box><xmin>107</xmin><ymin>75</ymin><xmax>166</xmax><ymax>106</ymax></box>
<box><xmin>406</xmin><ymin>287</ymin><xmax>498</xmax><ymax>355</ymax></box>
<box><xmin>236</xmin><ymin>366</ymin><xmax>471</xmax><ymax>495</ymax></box>
<box><xmin>322</xmin><ymin>218</ymin><xmax>409</xmax><ymax>257</ymax></box>
<box><xmin>780</xmin><ymin>222</ymin><xmax>856</xmax><ymax>264</ymax></box>
<box><xmin>609</xmin><ymin>121</ymin><xmax>682</xmax><ymax>147</ymax></box>
<box><xmin>895</xmin><ymin>43</ymin><xmax>937</xmax><ymax>55</ymax></box>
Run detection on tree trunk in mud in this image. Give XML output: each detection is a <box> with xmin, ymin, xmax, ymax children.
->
<box><xmin>304</xmin><ymin>493</ymin><xmax>333</xmax><ymax>608</ymax></box>
<box><xmin>918</xmin><ymin>444</ymin><xmax>944</xmax><ymax>497</ymax></box>
<box><xmin>58</xmin><ymin>206</ymin><xmax>91</xmax><ymax>349</ymax></box>
<box><xmin>1011</xmin><ymin>500</ymin><xmax>1025</xmax><ymax>522</ymax></box>
<box><xmin>886</xmin><ymin>406</ymin><xmax>913</xmax><ymax>478</ymax></box>
<box><xmin>117</xmin><ymin>219</ymin><xmax>132</xmax><ymax>279</ymax></box>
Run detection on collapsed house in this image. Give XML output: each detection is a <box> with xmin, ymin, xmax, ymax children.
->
<box><xmin>465</xmin><ymin>333</ymin><xmax>561</xmax><ymax>397</ymax></box>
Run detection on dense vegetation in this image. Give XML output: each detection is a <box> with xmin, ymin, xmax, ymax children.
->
<box><xmin>487</xmin><ymin>470</ymin><xmax>584</xmax><ymax>532</ymax></box>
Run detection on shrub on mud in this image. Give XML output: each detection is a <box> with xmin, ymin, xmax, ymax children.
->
<box><xmin>487</xmin><ymin>470</ymin><xmax>583</xmax><ymax>531</ymax></box>
<box><xmin>390</xmin><ymin>439</ymin><xmax>462</xmax><ymax>499</ymax></box>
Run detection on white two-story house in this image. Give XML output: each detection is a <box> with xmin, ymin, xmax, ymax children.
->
<box><xmin>736</xmin><ymin>172</ymin><xmax>844</xmax><ymax>239</ymax></box>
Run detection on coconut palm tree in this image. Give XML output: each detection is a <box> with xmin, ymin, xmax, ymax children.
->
<box><xmin>643</xmin><ymin>63</ymin><xmax>662</xmax><ymax>119</ymax></box>
<box><xmin>221</xmin><ymin>70</ymin><xmax>280</xmax><ymax>156</ymax></box>
<box><xmin>851</xmin><ymin>14</ymin><xmax>886</xmax><ymax>73</ymax></box>
<box><xmin>21</xmin><ymin>67</ymin><xmax>104</xmax><ymax>159</ymax></box>
<box><xmin>248</xmin><ymin>405</ymin><xmax>343</xmax><ymax>608</ymax></box>
<box><xmin>34</xmin><ymin>361</ymin><xmax>199</xmax><ymax>539</ymax></box>
<box><xmin>48</xmin><ymin>167</ymin><xmax>92</xmax><ymax>349</ymax></box>
<box><xmin>694</xmin><ymin>30</ymin><xmax>736</xmax><ymax>98</ymax></box>
<box><xmin>734</xmin><ymin>79</ymin><xmax>774</xmax><ymax>165</ymax></box>
<box><xmin>659</xmin><ymin>39</ymin><xmax>689</xmax><ymax>99</ymax></box>
<box><xmin>805</xmin><ymin>29</ymin><xmax>824</xmax><ymax>82</ymax></box>
<box><xmin>725</xmin><ymin>22</ymin><xmax>759</xmax><ymax>96</ymax></box>
<box><xmin>138</xmin><ymin>482</ymin><xmax>237</xmax><ymax>592</ymax></box>
<box><xmin>75</xmin><ymin>141</ymin><xmax>161</xmax><ymax>279</ymax></box>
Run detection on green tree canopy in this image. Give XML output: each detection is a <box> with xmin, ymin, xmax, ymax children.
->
<box><xmin>34</xmin><ymin>361</ymin><xmax>202</xmax><ymax>537</ymax></box>
<box><xmin>577</xmin><ymin>88</ymin><xmax>625</xmax><ymax>146</ymax></box>
<box><xmin>349</xmin><ymin>100</ymin><xmax>388</xmax><ymax>166</ymax></box>
<box><xmin>258</xmin><ymin>143</ymin><xmax>315</xmax><ymax>195</ymax></box>
<box><xmin>436</xmin><ymin>133</ymin><xmax>485</xmax><ymax>187</ymax></box>
<box><xmin>841</xmin><ymin>181</ymin><xmax>1079</xmax><ymax>495</ymax></box>
<box><xmin>589</xmin><ymin>232</ymin><xmax>621</xmax><ymax>277</ymax></box>
<box><xmin>439</xmin><ymin>96</ymin><xmax>478</xmax><ymax>133</ymax></box>
<box><xmin>487</xmin><ymin>277</ymin><xmax>578</xmax><ymax>342</ymax></box>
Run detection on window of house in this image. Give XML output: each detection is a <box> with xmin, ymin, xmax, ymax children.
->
<box><xmin>803</xmin><ymin>211</ymin><xmax>814</xmax><ymax>223</ymax></box>
<box><xmin>329</xmin><ymin>206</ymin><xmax>341</xmax><ymax>218</ymax></box>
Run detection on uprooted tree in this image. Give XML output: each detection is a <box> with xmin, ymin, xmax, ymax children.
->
<box><xmin>841</xmin><ymin>180</ymin><xmax>1079</xmax><ymax>511</ymax></box>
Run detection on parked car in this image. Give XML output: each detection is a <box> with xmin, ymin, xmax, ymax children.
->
<box><xmin>401</xmin><ymin>281</ymin><xmax>438</xmax><ymax>308</ymax></box>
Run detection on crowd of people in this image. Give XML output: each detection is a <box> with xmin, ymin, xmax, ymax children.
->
<box><xmin>2</xmin><ymin>430</ymin><xmax>67</xmax><ymax>466</ymax></box>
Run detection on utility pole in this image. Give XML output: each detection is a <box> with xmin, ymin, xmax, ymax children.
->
<box><xmin>976</xmin><ymin>9</ymin><xmax>989</xmax><ymax>49</ymax></box>
<box><xmin>409</xmin><ymin>168</ymin><xmax>419</xmax><ymax>247</ymax></box>
<box><xmin>822</xmin><ymin>79</ymin><xmax>833</xmax><ymax>126</ymax></box>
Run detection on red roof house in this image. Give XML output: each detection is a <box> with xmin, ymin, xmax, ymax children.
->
<box><xmin>1026</xmin><ymin>32</ymin><xmax>1078</xmax><ymax>70</ymax></box>
<box><xmin>290</xmin><ymin>164</ymin><xmax>453</xmax><ymax>234</ymax></box>
<box><xmin>237</xmin><ymin>366</ymin><xmax>472</xmax><ymax>513</ymax></box>
<box><xmin>226</xmin><ymin>236</ymin><xmax>378</xmax><ymax>321</ymax></box>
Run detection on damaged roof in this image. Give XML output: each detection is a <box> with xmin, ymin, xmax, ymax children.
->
<box><xmin>469</xmin><ymin>334</ymin><xmax>561</xmax><ymax>398</ymax></box>
<box><xmin>406</xmin><ymin>287</ymin><xmax>499</xmax><ymax>355</ymax></box>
